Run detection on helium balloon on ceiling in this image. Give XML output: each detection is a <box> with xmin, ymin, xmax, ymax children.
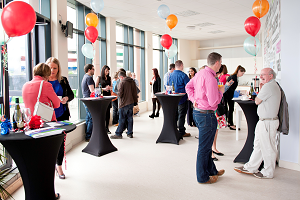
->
<box><xmin>82</xmin><ymin>43</ymin><xmax>95</xmax><ymax>59</ymax></box>
<box><xmin>244</xmin><ymin>16</ymin><xmax>261</xmax><ymax>37</ymax></box>
<box><xmin>90</xmin><ymin>0</ymin><xmax>104</xmax><ymax>14</ymax></box>
<box><xmin>160</xmin><ymin>34</ymin><xmax>172</xmax><ymax>49</ymax></box>
<box><xmin>157</xmin><ymin>4</ymin><xmax>170</xmax><ymax>19</ymax></box>
<box><xmin>166</xmin><ymin>14</ymin><xmax>178</xmax><ymax>30</ymax></box>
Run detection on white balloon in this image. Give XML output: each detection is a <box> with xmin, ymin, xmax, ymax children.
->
<box><xmin>81</xmin><ymin>43</ymin><xmax>95</xmax><ymax>59</ymax></box>
<box><xmin>165</xmin><ymin>44</ymin><xmax>177</xmax><ymax>59</ymax></box>
<box><xmin>90</xmin><ymin>0</ymin><xmax>104</xmax><ymax>14</ymax></box>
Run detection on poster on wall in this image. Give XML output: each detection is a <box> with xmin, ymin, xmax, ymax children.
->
<box><xmin>263</xmin><ymin>0</ymin><xmax>281</xmax><ymax>80</ymax></box>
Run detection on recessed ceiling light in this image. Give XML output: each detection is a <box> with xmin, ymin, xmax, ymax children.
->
<box><xmin>195</xmin><ymin>22</ymin><xmax>215</xmax><ymax>27</ymax></box>
<box><xmin>208</xmin><ymin>30</ymin><xmax>224</xmax><ymax>34</ymax></box>
<box><xmin>175</xmin><ymin>10</ymin><xmax>200</xmax><ymax>17</ymax></box>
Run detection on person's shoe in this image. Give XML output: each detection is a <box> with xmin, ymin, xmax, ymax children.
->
<box><xmin>212</xmin><ymin>157</ymin><xmax>218</xmax><ymax>161</ymax></box>
<box><xmin>55</xmin><ymin>167</ymin><xmax>65</xmax><ymax>179</ymax></box>
<box><xmin>155</xmin><ymin>113</ymin><xmax>159</xmax><ymax>117</ymax></box>
<box><xmin>195</xmin><ymin>135</ymin><xmax>199</xmax><ymax>139</ymax></box>
<box><xmin>85</xmin><ymin>138</ymin><xmax>90</xmax><ymax>142</ymax></box>
<box><xmin>107</xmin><ymin>130</ymin><xmax>111</xmax><ymax>134</ymax></box>
<box><xmin>56</xmin><ymin>193</ymin><xmax>60</xmax><ymax>199</ymax></box>
<box><xmin>253</xmin><ymin>172</ymin><xmax>269</xmax><ymax>179</ymax></box>
<box><xmin>114</xmin><ymin>123</ymin><xmax>119</xmax><ymax>126</ymax></box>
<box><xmin>216</xmin><ymin>169</ymin><xmax>225</xmax><ymax>176</ymax></box>
<box><xmin>149</xmin><ymin>114</ymin><xmax>155</xmax><ymax>118</ymax></box>
<box><xmin>127</xmin><ymin>134</ymin><xmax>133</xmax><ymax>138</ymax></box>
<box><xmin>183</xmin><ymin>133</ymin><xmax>191</xmax><ymax>137</ymax></box>
<box><xmin>213</xmin><ymin>151</ymin><xmax>224</xmax><ymax>156</ymax></box>
<box><xmin>234</xmin><ymin>166</ymin><xmax>253</xmax><ymax>175</ymax></box>
<box><xmin>134</xmin><ymin>112</ymin><xmax>140</xmax><ymax>117</ymax></box>
<box><xmin>199</xmin><ymin>176</ymin><xmax>218</xmax><ymax>184</ymax></box>
<box><xmin>110</xmin><ymin>135</ymin><xmax>123</xmax><ymax>139</ymax></box>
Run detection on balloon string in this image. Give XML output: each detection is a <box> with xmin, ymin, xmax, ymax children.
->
<box><xmin>254</xmin><ymin>37</ymin><xmax>257</xmax><ymax>74</ymax></box>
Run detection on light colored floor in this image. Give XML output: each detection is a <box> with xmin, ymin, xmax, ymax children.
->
<box><xmin>12</xmin><ymin>111</ymin><xmax>300</xmax><ymax>200</ymax></box>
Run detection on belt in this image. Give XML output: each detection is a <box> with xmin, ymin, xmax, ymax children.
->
<box><xmin>259</xmin><ymin>117</ymin><xmax>278</xmax><ymax>121</ymax></box>
<box><xmin>194</xmin><ymin>108</ymin><xmax>215</xmax><ymax>114</ymax></box>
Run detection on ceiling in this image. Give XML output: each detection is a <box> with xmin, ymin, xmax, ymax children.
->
<box><xmin>78</xmin><ymin>0</ymin><xmax>257</xmax><ymax>41</ymax></box>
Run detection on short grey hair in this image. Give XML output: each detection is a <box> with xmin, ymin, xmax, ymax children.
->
<box><xmin>268</xmin><ymin>69</ymin><xmax>276</xmax><ymax>79</ymax></box>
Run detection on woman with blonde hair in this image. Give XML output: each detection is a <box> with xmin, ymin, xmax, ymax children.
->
<box><xmin>46</xmin><ymin>57</ymin><xmax>74</xmax><ymax>179</ymax></box>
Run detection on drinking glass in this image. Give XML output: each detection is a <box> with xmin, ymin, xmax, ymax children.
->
<box><xmin>95</xmin><ymin>87</ymin><xmax>100</xmax><ymax>97</ymax></box>
<box><xmin>218</xmin><ymin>82</ymin><xmax>223</xmax><ymax>88</ymax></box>
<box><xmin>22</xmin><ymin>108</ymin><xmax>31</xmax><ymax>123</ymax></box>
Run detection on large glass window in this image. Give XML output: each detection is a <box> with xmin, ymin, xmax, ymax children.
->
<box><xmin>116</xmin><ymin>44</ymin><xmax>124</xmax><ymax>69</ymax></box>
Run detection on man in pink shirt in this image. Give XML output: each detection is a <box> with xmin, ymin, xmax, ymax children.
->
<box><xmin>186</xmin><ymin>52</ymin><xmax>225</xmax><ymax>184</ymax></box>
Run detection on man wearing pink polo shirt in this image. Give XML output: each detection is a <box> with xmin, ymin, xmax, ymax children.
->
<box><xmin>186</xmin><ymin>52</ymin><xmax>225</xmax><ymax>184</ymax></box>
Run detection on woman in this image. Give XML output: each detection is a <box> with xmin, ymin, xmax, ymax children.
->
<box><xmin>224</xmin><ymin>65</ymin><xmax>246</xmax><ymax>130</ymax></box>
<box><xmin>46</xmin><ymin>57</ymin><xmax>74</xmax><ymax>180</ymax></box>
<box><xmin>187</xmin><ymin>67</ymin><xmax>197</xmax><ymax>126</ymax></box>
<box><xmin>219</xmin><ymin>64</ymin><xmax>230</xmax><ymax>85</ymax></box>
<box><xmin>22</xmin><ymin>63</ymin><xmax>61</xmax><ymax>199</ymax></box>
<box><xmin>95</xmin><ymin>65</ymin><xmax>112</xmax><ymax>134</ymax></box>
<box><xmin>149</xmin><ymin>68</ymin><xmax>161</xmax><ymax>118</ymax></box>
<box><xmin>111</xmin><ymin>72</ymin><xmax>119</xmax><ymax>125</ymax></box>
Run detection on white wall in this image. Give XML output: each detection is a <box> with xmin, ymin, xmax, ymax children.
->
<box><xmin>278</xmin><ymin>0</ymin><xmax>300</xmax><ymax>170</ymax></box>
<box><xmin>178</xmin><ymin>39</ymin><xmax>199</xmax><ymax>68</ymax></box>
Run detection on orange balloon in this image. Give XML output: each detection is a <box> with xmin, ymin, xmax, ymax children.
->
<box><xmin>166</xmin><ymin>14</ymin><xmax>178</xmax><ymax>30</ymax></box>
<box><xmin>85</xmin><ymin>13</ymin><xmax>98</xmax><ymax>27</ymax></box>
<box><xmin>252</xmin><ymin>0</ymin><xmax>269</xmax><ymax>18</ymax></box>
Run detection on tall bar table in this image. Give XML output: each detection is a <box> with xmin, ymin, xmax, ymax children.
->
<box><xmin>81</xmin><ymin>96</ymin><xmax>117</xmax><ymax>156</ymax></box>
<box><xmin>0</xmin><ymin>124</ymin><xmax>76</xmax><ymax>200</ymax></box>
<box><xmin>155</xmin><ymin>93</ymin><xmax>185</xmax><ymax>145</ymax></box>
<box><xmin>233</xmin><ymin>100</ymin><xmax>259</xmax><ymax>163</ymax></box>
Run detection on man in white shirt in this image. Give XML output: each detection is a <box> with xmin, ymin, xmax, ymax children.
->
<box><xmin>234</xmin><ymin>68</ymin><xmax>281</xmax><ymax>179</ymax></box>
<box><xmin>163</xmin><ymin>63</ymin><xmax>175</xmax><ymax>89</ymax></box>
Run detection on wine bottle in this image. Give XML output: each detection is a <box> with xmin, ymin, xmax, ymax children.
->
<box><xmin>13</xmin><ymin>97</ymin><xmax>24</xmax><ymax>130</ymax></box>
<box><xmin>172</xmin><ymin>82</ymin><xmax>175</xmax><ymax>94</ymax></box>
<box><xmin>249</xmin><ymin>82</ymin><xmax>254</xmax><ymax>96</ymax></box>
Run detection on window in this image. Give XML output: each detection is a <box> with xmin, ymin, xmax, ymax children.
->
<box><xmin>116</xmin><ymin>44</ymin><xmax>124</xmax><ymax>69</ymax></box>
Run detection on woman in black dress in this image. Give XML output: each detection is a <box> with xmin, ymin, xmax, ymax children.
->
<box><xmin>224</xmin><ymin>65</ymin><xmax>245</xmax><ymax>130</ymax></box>
<box><xmin>95</xmin><ymin>65</ymin><xmax>112</xmax><ymax>134</ymax></box>
<box><xmin>187</xmin><ymin>67</ymin><xmax>197</xmax><ymax>126</ymax></box>
<box><xmin>149</xmin><ymin>68</ymin><xmax>161</xmax><ymax>118</ymax></box>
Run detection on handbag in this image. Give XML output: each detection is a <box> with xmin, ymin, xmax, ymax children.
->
<box><xmin>33</xmin><ymin>80</ymin><xmax>54</xmax><ymax>122</ymax></box>
<box><xmin>216</xmin><ymin>97</ymin><xmax>226</xmax><ymax>116</ymax></box>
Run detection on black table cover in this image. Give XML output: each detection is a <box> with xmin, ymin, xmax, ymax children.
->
<box><xmin>0</xmin><ymin>124</ymin><xmax>76</xmax><ymax>200</ymax></box>
<box><xmin>81</xmin><ymin>97</ymin><xmax>117</xmax><ymax>156</ymax></box>
<box><xmin>155</xmin><ymin>93</ymin><xmax>184</xmax><ymax>145</ymax></box>
<box><xmin>233</xmin><ymin>100</ymin><xmax>259</xmax><ymax>163</ymax></box>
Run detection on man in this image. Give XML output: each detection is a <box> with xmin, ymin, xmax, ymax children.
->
<box><xmin>81</xmin><ymin>64</ymin><xmax>95</xmax><ymax>141</ymax></box>
<box><xmin>186</xmin><ymin>52</ymin><xmax>225</xmax><ymax>184</ymax></box>
<box><xmin>164</xmin><ymin>63</ymin><xmax>175</xmax><ymax>89</ymax></box>
<box><xmin>169</xmin><ymin>60</ymin><xmax>191</xmax><ymax>137</ymax></box>
<box><xmin>131</xmin><ymin>72</ymin><xmax>139</xmax><ymax>88</ymax></box>
<box><xmin>234</xmin><ymin>68</ymin><xmax>281</xmax><ymax>179</ymax></box>
<box><xmin>110</xmin><ymin>71</ymin><xmax>138</xmax><ymax>139</ymax></box>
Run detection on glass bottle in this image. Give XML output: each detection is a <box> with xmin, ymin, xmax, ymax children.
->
<box><xmin>13</xmin><ymin>97</ymin><xmax>24</xmax><ymax>130</ymax></box>
<box><xmin>172</xmin><ymin>81</ymin><xmax>175</xmax><ymax>94</ymax></box>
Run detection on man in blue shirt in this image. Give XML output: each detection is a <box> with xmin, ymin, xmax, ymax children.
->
<box><xmin>169</xmin><ymin>60</ymin><xmax>191</xmax><ymax>137</ymax></box>
<box><xmin>163</xmin><ymin>63</ymin><xmax>175</xmax><ymax>89</ymax></box>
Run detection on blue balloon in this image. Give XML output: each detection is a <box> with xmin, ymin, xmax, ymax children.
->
<box><xmin>157</xmin><ymin>4</ymin><xmax>170</xmax><ymax>19</ymax></box>
<box><xmin>165</xmin><ymin>44</ymin><xmax>177</xmax><ymax>59</ymax></box>
<box><xmin>243</xmin><ymin>36</ymin><xmax>261</xmax><ymax>56</ymax></box>
<box><xmin>81</xmin><ymin>43</ymin><xmax>94</xmax><ymax>59</ymax></box>
<box><xmin>90</xmin><ymin>0</ymin><xmax>104</xmax><ymax>14</ymax></box>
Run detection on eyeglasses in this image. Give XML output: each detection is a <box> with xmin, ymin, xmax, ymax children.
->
<box><xmin>260</xmin><ymin>73</ymin><xmax>269</xmax><ymax>76</ymax></box>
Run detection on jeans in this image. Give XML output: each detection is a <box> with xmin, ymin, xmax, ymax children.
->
<box><xmin>83</xmin><ymin>103</ymin><xmax>93</xmax><ymax>140</ymax></box>
<box><xmin>176</xmin><ymin>101</ymin><xmax>188</xmax><ymax>136</ymax></box>
<box><xmin>112</xmin><ymin>100</ymin><xmax>119</xmax><ymax>124</ymax></box>
<box><xmin>115</xmin><ymin>103</ymin><xmax>134</xmax><ymax>136</ymax></box>
<box><xmin>193</xmin><ymin>110</ymin><xmax>218</xmax><ymax>183</ymax></box>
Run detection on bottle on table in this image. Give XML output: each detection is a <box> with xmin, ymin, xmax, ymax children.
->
<box><xmin>172</xmin><ymin>82</ymin><xmax>175</xmax><ymax>94</ymax></box>
<box><xmin>13</xmin><ymin>97</ymin><xmax>24</xmax><ymax>130</ymax></box>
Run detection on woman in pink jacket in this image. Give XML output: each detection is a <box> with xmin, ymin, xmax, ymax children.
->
<box><xmin>22</xmin><ymin>63</ymin><xmax>61</xmax><ymax>122</ymax></box>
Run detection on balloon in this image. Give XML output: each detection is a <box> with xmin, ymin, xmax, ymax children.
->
<box><xmin>243</xmin><ymin>36</ymin><xmax>261</xmax><ymax>56</ymax></box>
<box><xmin>85</xmin><ymin>13</ymin><xmax>98</xmax><ymax>27</ymax></box>
<box><xmin>1</xmin><ymin>1</ymin><xmax>36</xmax><ymax>37</ymax></box>
<box><xmin>252</xmin><ymin>0</ymin><xmax>269</xmax><ymax>18</ymax></box>
<box><xmin>85</xmin><ymin>26</ymin><xmax>98</xmax><ymax>43</ymax></box>
<box><xmin>157</xmin><ymin>4</ymin><xmax>170</xmax><ymax>19</ymax></box>
<box><xmin>244</xmin><ymin>16</ymin><xmax>261</xmax><ymax>37</ymax></box>
<box><xmin>160</xmin><ymin>34</ymin><xmax>172</xmax><ymax>49</ymax></box>
<box><xmin>165</xmin><ymin>44</ymin><xmax>177</xmax><ymax>59</ymax></box>
<box><xmin>166</xmin><ymin>14</ymin><xmax>178</xmax><ymax>30</ymax></box>
<box><xmin>90</xmin><ymin>0</ymin><xmax>104</xmax><ymax>14</ymax></box>
<box><xmin>81</xmin><ymin>43</ymin><xmax>95</xmax><ymax>59</ymax></box>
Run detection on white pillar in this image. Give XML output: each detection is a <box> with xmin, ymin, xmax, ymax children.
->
<box><xmin>145</xmin><ymin>31</ymin><xmax>153</xmax><ymax>110</ymax></box>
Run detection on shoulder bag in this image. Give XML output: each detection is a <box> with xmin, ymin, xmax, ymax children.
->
<box><xmin>33</xmin><ymin>80</ymin><xmax>54</xmax><ymax>122</ymax></box>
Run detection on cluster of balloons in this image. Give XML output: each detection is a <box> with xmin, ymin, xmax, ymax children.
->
<box><xmin>82</xmin><ymin>0</ymin><xmax>104</xmax><ymax>59</ymax></box>
<box><xmin>157</xmin><ymin>4</ymin><xmax>178</xmax><ymax>59</ymax></box>
<box><xmin>243</xmin><ymin>0</ymin><xmax>269</xmax><ymax>56</ymax></box>
<box><xmin>0</xmin><ymin>1</ymin><xmax>36</xmax><ymax>44</ymax></box>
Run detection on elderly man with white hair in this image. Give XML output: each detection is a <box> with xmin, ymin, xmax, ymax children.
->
<box><xmin>234</xmin><ymin>68</ymin><xmax>281</xmax><ymax>179</ymax></box>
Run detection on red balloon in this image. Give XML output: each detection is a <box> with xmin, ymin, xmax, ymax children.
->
<box><xmin>244</xmin><ymin>16</ymin><xmax>261</xmax><ymax>37</ymax></box>
<box><xmin>85</xmin><ymin>26</ymin><xmax>98</xmax><ymax>43</ymax></box>
<box><xmin>1</xmin><ymin>1</ymin><xmax>36</xmax><ymax>37</ymax></box>
<box><xmin>160</xmin><ymin>34</ymin><xmax>172</xmax><ymax>49</ymax></box>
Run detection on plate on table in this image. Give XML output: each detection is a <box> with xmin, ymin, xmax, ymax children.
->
<box><xmin>241</xmin><ymin>98</ymin><xmax>250</xmax><ymax>101</ymax></box>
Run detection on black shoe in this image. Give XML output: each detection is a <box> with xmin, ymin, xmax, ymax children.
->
<box><xmin>85</xmin><ymin>138</ymin><xmax>90</xmax><ymax>142</ymax></box>
<box><xmin>127</xmin><ymin>134</ymin><xmax>133</xmax><ymax>138</ymax></box>
<box><xmin>149</xmin><ymin>114</ymin><xmax>155</xmax><ymax>118</ymax></box>
<box><xmin>213</xmin><ymin>151</ymin><xmax>224</xmax><ymax>156</ymax></box>
<box><xmin>56</xmin><ymin>193</ymin><xmax>60</xmax><ymax>199</ymax></box>
<box><xmin>107</xmin><ymin>129</ymin><xmax>111</xmax><ymax>134</ymax></box>
<box><xmin>212</xmin><ymin>157</ymin><xmax>218</xmax><ymax>161</ymax></box>
<box><xmin>110</xmin><ymin>135</ymin><xmax>123</xmax><ymax>139</ymax></box>
<box><xmin>155</xmin><ymin>113</ymin><xmax>159</xmax><ymax>117</ymax></box>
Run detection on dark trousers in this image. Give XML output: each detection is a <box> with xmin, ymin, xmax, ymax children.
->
<box><xmin>176</xmin><ymin>101</ymin><xmax>188</xmax><ymax>136</ymax></box>
<box><xmin>151</xmin><ymin>98</ymin><xmax>161</xmax><ymax>115</ymax></box>
<box><xmin>112</xmin><ymin>100</ymin><xmax>119</xmax><ymax>124</ymax></box>
<box><xmin>56</xmin><ymin>110</ymin><xmax>70</xmax><ymax>166</ymax></box>
<box><xmin>187</xmin><ymin>100</ymin><xmax>195</xmax><ymax>126</ymax></box>
<box><xmin>193</xmin><ymin>110</ymin><xmax>218</xmax><ymax>183</ymax></box>
<box><xmin>105</xmin><ymin>103</ymin><xmax>111</xmax><ymax>131</ymax></box>
<box><xmin>115</xmin><ymin>104</ymin><xmax>134</xmax><ymax>135</ymax></box>
<box><xmin>227</xmin><ymin>98</ymin><xmax>235</xmax><ymax>126</ymax></box>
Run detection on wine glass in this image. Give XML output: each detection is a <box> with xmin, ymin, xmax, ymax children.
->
<box><xmin>22</xmin><ymin>108</ymin><xmax>31</xmax><ymax>130</ymax></box>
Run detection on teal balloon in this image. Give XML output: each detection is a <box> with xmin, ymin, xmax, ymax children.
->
<box><xmin>243</xmin><ymin>36</ymin><xmax>261</xmax><ymax>56</ymax></box>
<box><xmin>157</xmin><ymin>4</ymin><xmax>170</xmax><ymax>19</ymax></box>
<box><xmin>90</xmin><ymin>0</ymin><xmax>104</xmax><ymax>14</ymax></box>
<box><xmin>165</xmin><ymin>44</ymin><xmax>177</xmax><ymax>59</ymax></box>
<box><xmin>81</xmin><ymin>43</ymin><xmax>94</xmax><ymax>59</ymax></box>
